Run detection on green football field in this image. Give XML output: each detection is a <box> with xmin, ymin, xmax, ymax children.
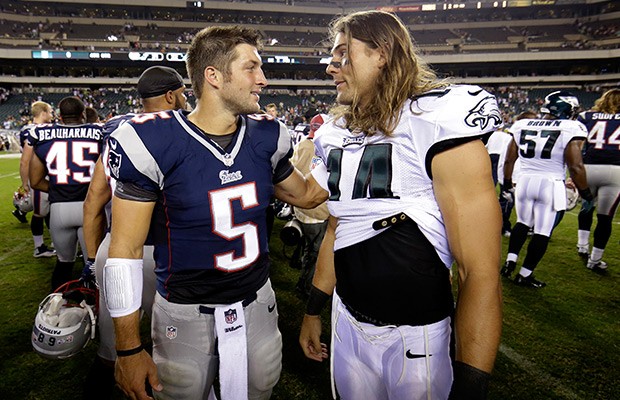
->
<box><xmin>0</xmin><ymin>154</ymin><xmax>617</xmax><ymax>399</ymax></box>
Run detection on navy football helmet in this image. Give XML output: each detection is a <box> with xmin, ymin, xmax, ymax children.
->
<box><xmin>540</xmin><ymin>91</ymin><xmax>580</xmax><ymax>119</ymax></box>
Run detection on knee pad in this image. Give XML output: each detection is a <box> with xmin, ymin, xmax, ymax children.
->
<box><xmin>154</xmin><ymin>359</ymin><xmax>207</xmax><ymax>400</ymax></box>
<box><xmin>248</xmin><ymin>332</ymin><xmax>283</xmax><ymax>394</ymax></box>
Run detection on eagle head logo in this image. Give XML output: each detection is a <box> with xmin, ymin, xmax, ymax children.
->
<box><xmin>464</xmin><ymin>96</ymin><xmax>503</xmax><ymax>130</ymax></box>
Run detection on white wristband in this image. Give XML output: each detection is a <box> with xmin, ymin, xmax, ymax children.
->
<box><xmin>103</xmin><ymin>258</ymin><xmax>143</xmax><ymax>318</ymax></box>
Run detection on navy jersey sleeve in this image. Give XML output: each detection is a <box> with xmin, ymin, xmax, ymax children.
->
<box><xmin>108</xmin><ymin>123</ymin><xmax>164</xmax><ymax>196</ymax></box>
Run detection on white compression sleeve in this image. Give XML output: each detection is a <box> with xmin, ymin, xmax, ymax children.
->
<box><xmin>103</xmin><ymin>258</ymin><xmax>143</xmax><ymax>318</ymax></box>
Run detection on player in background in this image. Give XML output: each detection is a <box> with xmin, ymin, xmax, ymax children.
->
<box><xmin>291</xmin><ymin>113</ymin><xmax>329</xmax><ymax>298</ymax></box>
<box><xmin>82</xmin><ymin>65</ymin><xmax>187</xmax><ymax>399</ymax></box>
<box><xmin>576</xmin><ymin>88</ymin><xmax>620</xmax><ymax>272</ymax></box>
<box><xmin>104</xmin><ymin>26</ymin><xmax>326</xmax><ymax>400</ymax></box>
<box><xmin>29</xmin><ymin>96</ymin><xmax>103</xmax><ymax>291</ymax></box>
<box><xmin>85</xmin><ymin>106</ymin><xmax>101</xmax><ymax>123</ymax></box>
<box><xmin>17</xmin><ymin>101</ymin><xmax>56</xmax><ymax>257</ymax></box>
<box><xmin>501</xmin><ymin>91</ymin><xmax>592</xmax><ymax>287</ymax></box>
<box><xmin>299</xmin><ymin>10</ymin><xmax>503</xmax><ymax>399</ymax></box>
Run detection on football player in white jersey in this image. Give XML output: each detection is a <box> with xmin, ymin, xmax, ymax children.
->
<box><xmin>501</xmin><ymin>91</ymin><xmax>592</xmax><ymax>287</ymax></box>
<box><xmin>297</xmin><ymin>11</ymin><xmax>503</xmax><ymax>400</ymax></box>
<box><xmin>576</xmin><ymin>89</ymin><xmax>620</xmax><ymax>272</ymax></box>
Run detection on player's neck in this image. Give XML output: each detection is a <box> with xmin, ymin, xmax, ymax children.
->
<box><xmin>187</xmin><ymin>103</ymin><xmax>238</xmax><ymax>136</ymax></box>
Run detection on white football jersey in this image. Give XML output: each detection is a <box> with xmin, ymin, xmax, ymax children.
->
<box><xmin>312</xmin><ymin>85</ymin><xmax>503</xmax><ymax>266</ymax></box>
<box><xmin>508</xmin><ymin>118</ymin><xmax>587</xmax><ymax>180</ymax></box>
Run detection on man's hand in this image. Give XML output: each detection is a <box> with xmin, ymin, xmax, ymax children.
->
<box><xmin>115</xmin><ymin>350</ymin><xmax>163</xmax><ymax>400</ymax></box>
<box><xmin>299</xmin><ymin>314</ymin><xmax>328</xmax><ymax>362</ymax></box>
<box><xmin>80</xmin><ymin>259</ymin><xmax>97</xmax><ymax>288</ymax></box>
<box><xmin>581</xmin><ymin>198</ymin><xmax>595</xmax><ymax>214</ymax></box>
<box><xmin>500</xmin><ymin>185</ymin><xmax>515</xmax><ymax>205</ymax></box>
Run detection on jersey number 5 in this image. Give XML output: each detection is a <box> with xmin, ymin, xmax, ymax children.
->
<box><xmin>209</xmin><ymin>182</ymin><xmax>260</xmax><ymax>272</ymax></box>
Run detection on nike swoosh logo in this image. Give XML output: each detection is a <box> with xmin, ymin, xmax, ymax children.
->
<box><xmin>406</xmin><ymin>350</ymin><xmax>431</xmax><ymax>359</ymax></box>
<box><xmin>468</xmin><ymin>89</ymin><xmax>483</xmax><ymax>96</ymax></box>
<box><xmin>268</xmin><ymin>304</ymin><xmax>276</xmax><ymax>313</ymax></box>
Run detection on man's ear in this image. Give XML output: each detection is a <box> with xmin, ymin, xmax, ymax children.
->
<box><xmin>204</xmin><ymin>66</ymin><xmax>221</xmax><ymax>88</ymax></box>
<box><xmin>377</xmin><ymin>47</ymin><xmax>388</xmax><ymax>69</ymax></box>
<box><xmin>165</xmin><ymin>90</ymin><xmax>174</xmax><ymax>104</ymax></box>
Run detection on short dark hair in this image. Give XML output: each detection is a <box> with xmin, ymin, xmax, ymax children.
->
<box><xmin>85</xmin><ymin>106</ymin><xmax>99</xmax><ymax>123</ymax></box>
<box><xmin>58</xmin><ymin>96</ymin><xmax>85</xmax><ymax>120</ymax></box>
<box><xmin>186</xmin><ymin>26</ymin><xmax>262</xmax><ymax>100</ymax></box>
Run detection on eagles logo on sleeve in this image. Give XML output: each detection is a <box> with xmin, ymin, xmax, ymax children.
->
<box><xmin>464</xmin><ymin>95</ymin><xmax>503</xmax><ymax>131</ymax></box>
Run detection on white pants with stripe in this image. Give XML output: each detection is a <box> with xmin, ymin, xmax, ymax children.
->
<box><xmin>331</xmin><ymin>292</ymin><xmax>452</xmax><ymax>400</ymax></box>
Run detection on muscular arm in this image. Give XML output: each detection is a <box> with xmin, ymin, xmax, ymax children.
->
<box><xmin>503</xmin><ymin>140</ymin><xmax>518</xmax><ymax>185</ymax></box>
<box><xmin>83</xmin><ymin>156</ymin><xmax>112</xmax><ymax>259</ymax></box>
<box><xmin>311</xmin><ymin>215</ymin><xmax>337</xmax><ymax>295</ymax></box>
<box><xmin>19</xmin><ymin>143</ymin><xmax>33</xmax><ymax>191</ymax></box>
<box><xmin>432</xmin><ymin>140</ymin><xmax>502</xmax><ymax>373</ymax></box>
<box><xmin>274</xmin><ymin>168</ymin><xmax>328</xmax><ymax>209</ymax></box>
<box><xmin>107</xmin><ymin>195</ymin><xmax>161</xmax><ymax>399</ymax></box>
<box><xmin>564</xmin><ymin>139</ymin><xmax>588</xmax><ymax>191</ymax></box>
<box><xmin>29</xmin><ymin>153</ymin><xmax>49</xmax><ymax>192</ymax></box>
<box><xmin>108</xmin><ymin>195</ymin><xmax>154</xmax><ymax>344</ymax></box>
<box><xmin>299</xmin><ymin>215</ymin><xmax>336</xmax><ymax>362</ymax></box>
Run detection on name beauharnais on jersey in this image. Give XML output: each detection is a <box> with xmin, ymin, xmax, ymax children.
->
<box><xmin>35</xmin><ymin>126</ymin><xmax>102</xmax><ymax>141</ymax></box>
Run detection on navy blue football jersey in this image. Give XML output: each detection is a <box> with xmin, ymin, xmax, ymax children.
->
<box><xmin>19</xmin><ymin>124</ymin><xmax>34</xmax><ymax>149</ymax></box>
<box><xmin>108</xmin><ymin>110</ymin><xmax>294</xmax><ymax>304</ymax></box>
<box><xmin>29</xmin><ymin>123</ymin><xmax>103</xmax><ymax>203</ymax></box>
<box><xmin>578</xmin><ymin>111</ymin><xmax>620</xmax><ymax>166</ymax></box>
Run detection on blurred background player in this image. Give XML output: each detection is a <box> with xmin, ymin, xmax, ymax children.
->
<box><xmin>85</xmin><ymin>106</ymin><xmax>101</xmax><ymax>123</ymax></box>
<box><xmin>501</xmin><ymin>91</ymin><xmax>592</xmax><ymax>287</ymax></box>
<box><xmin>291</xmin><ymin>113</ymin><xmax>329</xmax><ymax>298</ymax></box>
<box><xmin>82</xmin><ymin>65</ymin><xmax>187</xmax><ymax>399</ymax></box>
<box><xmin>485</xmin><ymin>115</ymin><xmax>533</xmax><ymax>237</ymax></box>
<box><xmin>576</xmin><ymin>88</ymin><xmax>620</xmax><ymax>272</ymax></box>
<box><xmin>29</xmin><ymin>96</ymin><xmax>103</xmax><ymax>291</ymax></box>
<box><xmin>17</xmin><ymin>101</ymin><xmax>56</xmax><ymax>257</ymax></box>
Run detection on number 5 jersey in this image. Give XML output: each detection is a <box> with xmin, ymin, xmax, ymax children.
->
<box><xmin>107</xmin><ymin>110</ymin><xmax>294</xmax><ymax>304</ymax></box>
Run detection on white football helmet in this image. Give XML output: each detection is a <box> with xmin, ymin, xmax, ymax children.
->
<box><xmin>13</xmin><ymin>189</ymin><xmax>33</xmax><ymax>213</ymax></box>
<box><xmin>32</xmin><ymin>280</ymin><xmax>98</xmax><ymax>360</ymax></box>
<box><xmin>566</xmin><ymin>185</ymin><xmax>579</xmax><ymax>211</ymax></box>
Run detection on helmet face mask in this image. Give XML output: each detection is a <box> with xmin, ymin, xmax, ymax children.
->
<box><xmin>32</xmin><ymin>280</ymin><xmax>98</xmax><ymax>360</ymax></box>
<box><xmin>540</xmin><ymin>91</ymin><xmax>580</xmax><ymax>120</ymax></box>
<box><xmin>13</xmin><ymin>189</ymin><xmax>33</xmax><ymax>213</ymax></box>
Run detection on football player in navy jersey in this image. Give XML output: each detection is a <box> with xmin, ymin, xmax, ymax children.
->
<box><xmin>29</xmin><ymin>96</ymin><xmax>103</xmax><ymax>291</ymax></box>
<box><xmin>298</xmin><ymin>10</ymin><xmax>502</xmax><ymax>400</ymax></box>
<box><xmin>104</xmin><ymin>26</ymin><xmax>326</xmax><ymax>400</ymax></box>
<box><xmin>576</xmin><ymin>89</ymin><xmax>620</xmax><ymax>272</ymax></box>
<box><xmin>17</xmin><ymin>101</ymin><xmax>56</xmax><ymax>257</ymax></box>
<box><xmin>82</xmin><ymin>65</ymin><xmax>187</xmax><ymax>400</ymax></box>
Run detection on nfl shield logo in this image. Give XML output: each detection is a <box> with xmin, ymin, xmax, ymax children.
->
<box><xmin>166</xmin><ymin>326</ymin><xmax>177</xmax><ymax>340</ymax></box>
<box><xmin>224</xmin><ymin>309</ymin><xmax>237</xmax><ymax>324</ymax></box>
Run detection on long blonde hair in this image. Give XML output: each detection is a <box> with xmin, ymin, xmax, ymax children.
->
<box><xmin>329</xmin><ymin>10</ymin><xmax>448</xmax><ymax>136</ymax></box>
<box><xmin>592</xmin><ymin>89</ymin><xmax>620</xmax><ymax>114</ymax></box>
